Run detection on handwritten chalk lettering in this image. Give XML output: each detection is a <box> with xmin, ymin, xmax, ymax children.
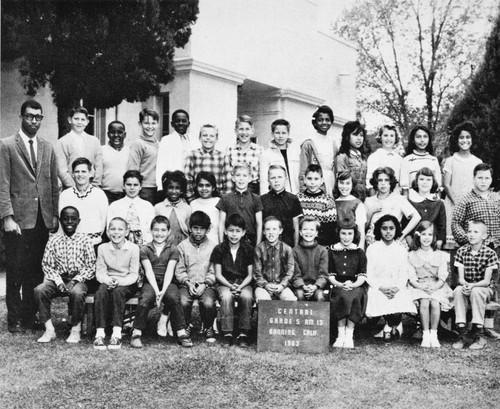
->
<box><xmin>268</xmin><ymin>328</ymin><xmax>297</xmax><ymax>336</ymax></box>
<box><xmin>303</xmin><ymin>329</ymin><xmax>318</xmax><ymax>336</ymax></box>
<box><xmin>277</xmin><ymin>308</ymin><xmax>314</xmax><ymax>316</ymax></box>
<box><xmin>304</xmin><ymin>319</ymin><xmax>314</xmax><ymax>325</ymax></box>
<box><xmin>284</xmin><ymin>340</ymin><xmax>300</xmax><ymax>347</ymax></box>
<box><xmin>269</xmin><ymin>317</ymin><xmax>294</xmax><ymax>325</ymax></box>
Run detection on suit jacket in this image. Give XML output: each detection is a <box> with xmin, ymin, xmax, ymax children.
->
<box><xmin>0</xmin><ymin>132</ymin><xmax>59</xmax><ymax>229</ymax></box>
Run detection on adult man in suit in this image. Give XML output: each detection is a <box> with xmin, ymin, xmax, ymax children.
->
<box><xmin>0</xmin><ymin>100</ymin><xmax>59</xmax><ymax>333</ymax></box>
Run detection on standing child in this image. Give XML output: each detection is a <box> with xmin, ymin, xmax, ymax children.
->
<box><xmin>224</xmin><ymin>115</ymin><xmax>262</xmax><ymax>194</ymax></box>
<box><xmin>56</xmin><ymin>107</ymin><xmax>103</xmax><ymax>188</ymax></box>
<box><xmin>334</xmin><ymin>171</ymin><xmax>366</xmax><ymax>249</ymax></box>
<box><xmin>299</xmin><ymin>105</ymin><xmax>337</xmax><ymax>195</ymax></box>
<box><xmin>217</xmin><ymin>163</ymin><xmax>263</xmax><ymax>246</ymax></box>
<box><xmin>175</xmin><ymin>211</ymin><xmax>218</xmax><ymax>344</ymax></box>
<box><xmin>130</xmin><ymin>216</ymin><xmax>183</xmax><ymax>349</ymax></box>
<box><xmin>94</xmin><ymin>218</ymin><xmax>139</xmax><ymax>350</ymax></box>
<box><xmin>443</xmin><ymin>121</ymin><xmax>482</xmax><ymax>248</ymax></box>
<box><xmin>154</xmin><ymin>170</ymin><xmax>192</xmax><ymax>246</ymax></box>
<box><xmin>261</xmin><ymin>164</ymin><xmax>303</xmax><ymax>248</ymax></box>
<box><xmin>211</xmin><ymin>214</ymin><xmax>254</xmax><ymax>347</ymax></box>
<box><xmin>190</xmin><ymin>171</ymin><xmax>221</xmax><ymax>244</ymax></box>
<box><xmin>292</xmin><ymin>217</ymin><xmax>328</xmax><ymax>301</ymax></box>
<box><xmin>335</xmin><ymin>121</ymin><xmax>368</xmax><ymax>201</ymax></box>
<box><xmin>400</xmin><ymin>125</ymin><xmax>442</xmax><ymax>196</ymax></box>
<box><xmin>407</xmin><ymin>167</ymin><xmax>446</xmax><ymax>249</ymax></box>
<box><xmin>297</xmin><ymin>164</ymin><xmax>337</xmax><ymax>247</ymax></box>
<box><xmin>408</xmin><ymin>221</ymin><xmax>453</xmax><ymax>348</ymax></box>
<box><xmin>329</xmin><ymin>219</ymin><xmax>367</xmax><ymax>348</ymax></box>
<box><xmin>254</xmin><ymin>216</ymin><xmax>296</xmax><ymax>302</ymax></box>
<box><xmin>365</xmin><ymin>215</ymin><xmax>416</xmax><ymax>342</ymax></box>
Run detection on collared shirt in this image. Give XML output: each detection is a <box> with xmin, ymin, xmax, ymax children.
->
<box><xmin>216</xmin><ymin>189</ymin><xmax>263</xmax><ymax>236</ymax></box>
<box><xmin>140</xmin><ymin>239</ymin><xmax>180</xmax><ymax>282</ymax></box>
<box><xmin>328</xmin><ymin>244</ymin><xmax>367</xmax><ymax>283</ymax></box>
<box><xmin>452</xmin><ymin>189</ymin><xmax>500</xmax><ymax>248</ymax></box>
<box><xmin>254</xmin><ymin>240</ymin><xmax>294</xmax><ymax>288</ymax></box>
<box><xmin>154</xmin><ymin>198</ymin><xmax>192</xmax><ymax>245</ymax></box>
<box><xmin>184</xmin><ymin>147</ymin><xmax>228</xmax><ymax>198</ymax></box>
<box><xmin>408</xmin><ymin>189</ymin><xmax>447</xmax><ymax>243</ymax></box>
<box><xmin>366</xmin><ymin>148</ymin><xmax>403</xmax><ymax>188</ymax></box>
<box><xmin>175</xmin><ymin>236</ymin><xmax>217</xmax><ymax>286</ymax></box>
<box><xmin>454</xmin><ymin>244</ymin><xmax>498</xmax><ymax>289</ymax></box>
<box><xmin>261</xmin><ymin>190</ymin><xmax>302</xmax><ymax>247</ymax></box>
<box><xmin>292</xmin><ymin>240</ymin><xmax>329</xmax><ymax>288</ymax></box>
<box><xmin>210</xmin><ymin>240</ymin><xmax>254</xmax><ymax>284</ymax></box>
<box><xmin>156</xmin><ymin>131</ymin><xmax>194</xmax><ymax>189</ymax></box>
<box><xmin>42</xmin><ymin>232</ymin><xmax>96</xmax><ymax>286</ymax></box>
<box><xmin>224</xmin><ymin>143</ymin><xmax>263</xmax><ymax>189</ymax></box>
<box><xmin>19</xmin><ymin>129</ymin><xmax>38</xmax><ymax>162</ymax></box>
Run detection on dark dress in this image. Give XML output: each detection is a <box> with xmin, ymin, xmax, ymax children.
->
<box><xmin>329</xmin><ymin>246</ymin><xmax>367</xmax><ymax>324</ymax></box>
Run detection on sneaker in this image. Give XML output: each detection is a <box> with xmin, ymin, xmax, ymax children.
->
<box><xmin>93</xmin><ymin>336</ymin><xmax>106</xmax><ymax>350</ymax></box>
<box><xmin>222</xmin><ymin>334</ymin><xmax>233</xmax><ymax>347</ymax></box>
<box><xmin>185</xmin><ymin>323</ymin><xmax>194</xmax><ymax>339</ymax></box>
<box><xmin>130</xmin><ymin>335</ymin><xmax>143</xmax><ymax>349</ymax></box>
<box><xmin>108</xmin><ymin>336</ymin><xmax>122</xmax><ymax>350</ymax></box>
<box><xmin>383</xmin><ymin>331</ymin><xmax>392</xmax><ymax>342</ymax></box>
<box><xmin>177</xmin><ymin>334</ymin><xmax>193</xmax><ymax>348</ymax></box>
<box><xmin>37</xmin><ymin>330</ymin><xmax>56</xmax><ymax>343</ymax></box>
<box><xmin>420</xmin><ymin>331</ymin><xmax>431</xmax><ymax>348</ymax></box>
<box><xmin>332</xmin><ymin>336</ymin><xmax>344</xmax><ymax>348</ymax></box>
<box><xmin>205</xmin><ymin>327</ymin><xmax>216</xmax><ymax>344</ymax></box>
<box><xmin>237</xmin><ymin>334</ymin><xmax>249</xmax><ymax>348</ymax></box>
<box><xmin>469</xmin><ymin>336</ymin><xmax>487</xmax><ymax>350</ymax></box>
<box><xmin>343</xmin><ymin>336</ymin><xmax>354</xmax><ymax>349</ymax></box>
<box><xmin>66</xmin><ymin>329</ymin><xmax>81</xmax><ymax>344</ymax></box>
<box><xmin>452</xmin><ymin>337</ymin><xmax>466</xmax><ymax>350</ymax></box>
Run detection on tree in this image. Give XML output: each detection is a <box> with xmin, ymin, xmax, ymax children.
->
<box><xmin>335</xmin><ymin>0</ymin><xmax>494</xmax><ymax>139</ymax></box>
<box><xmin>1</xmin><ymin>0</ymin><xmax>199</xmax><ymax>136</ymax></box>
<box><xmin>447</xmin><ymin>6</ymin><xmax>500</xmax><ymax>188</ymax></box>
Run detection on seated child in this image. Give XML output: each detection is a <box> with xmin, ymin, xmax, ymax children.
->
<box><xmin>154</xmin><ymin>170</ymin><xmax>192</xmax><ymax>246</ymax></box>
<box><xmin>129</xmin><ymin>216</ymin><xmax>180</xmax><ymax>349</ymax></box>
<box><xmin>328</xmin><ymin>218</ymin><xmax>367</xmax><ymax>348</ymax></box>
<box><xmin>452</xmin><ymin>219</ymin><xmax>498</xmax><ymax>350</ymax></box>
<box><xmin>408</xmin><ymin>221</ymin><xmax>453</xmax><ymax>348</ymax></box>
<box><xmin>261</xmin><ymin>164</ymin><xmax>303</xmax><ymax>248</ymax></box>
<box><xmin>365</xmin><ymin>215</ymin><xmax>416</xmax><ymax>342</ymax></box>
<box><xmin>107</xmin><ymin>170</ymin><xmax>155</xmax><ymax>245</ymax></box>
<box><xmin>292</xmin><ymin>217</ymin><xmax>328</xmax><ymax>301</ymax></box>
<box><xmin>175</xmin><ymin>211</ymin><xmax>218</xmax><ymax>344</ymax></box>
<box><xmin>211</xmin><ymin>214</ymin><xmax>254</xmax><ymax>348</ymax></box>
<box><xmin>297</xmin><ymin>164</ymin><xmax>336</xmax><ymax>247</ymax></box>
<box><xmin>34</xmin><ymin>206</ymin><xmax>96</xmax><ymax>344</ymax></box>
<box><xmin>217</xmin><ymin>162</ymin><xmax>263</xmax><ymax>246</ymax></box>
<box><xmin>93</xmin><ymin>217</ymin><xmax>140</xmax><ymax>350</ymax></box>
<box><xmin>254</xmin><ymin>216</ymin><xmax>297</xmax><ymax>302</ymax></box>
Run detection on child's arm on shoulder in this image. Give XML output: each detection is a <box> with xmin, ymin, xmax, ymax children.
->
<box><xmin>255</xmin><ymin>211</ymin><xmax>263</xmax><ymax>245</ymax></box>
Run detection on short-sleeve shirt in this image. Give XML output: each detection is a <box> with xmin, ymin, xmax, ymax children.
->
<box><xmin>140</xmin><ymin>240</ymin><xmax>180</xmax><ymax>282</ymax></box>
<box><xmin>216</xmin><ymin>190</ymin><xmax>263</xmax><ymax>236</ymax></box>
<box><xmin>454</xmin><ymin>244</ymin><xmax>498</xmax><ymax>289</ymax></box>
<box><xmin>210</xmin><ymin>240</ymin><xmax>254</xmax><ymax>284</ymax></box>
<box><xmin>261</xmin><ymin>190</ymin><xmax>302</xmax><ymax>247</ymax></box>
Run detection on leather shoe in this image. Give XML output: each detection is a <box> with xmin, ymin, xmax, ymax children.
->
<box><xmin>391</xmin><ymin>327</ymin><xmax>401</xmax><ymax>341</ymax></box>
<box><xmin>8</xmin><ymin>321</ymin><xmax>24</xmax><ymax>334</ymax></box>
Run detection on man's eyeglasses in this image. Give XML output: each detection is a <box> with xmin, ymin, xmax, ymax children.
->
<box><xmin>23</xmin><ymin>114</ymin><xmax>44</xmax><ymax>122</ymax></box>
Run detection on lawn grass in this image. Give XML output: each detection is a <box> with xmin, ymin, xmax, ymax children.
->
<box><xmin>1</xmin><ymin>298</ymin><xmax>499</xmax><ymax>409</ymax></box>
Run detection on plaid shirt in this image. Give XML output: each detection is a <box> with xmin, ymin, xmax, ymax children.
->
<box><xmin>184</xmin><ymin>148</ymin><xmax>228</xmax><ymax>198</ymax></box>
<box><xmin>224</xmin><ymin>143</ymin><xmax>262</xmax><ymax>190</ymax></box>
<box><xmin>454</xmin><ymin>244</ymin><xmax>498</xmax><ymax>289</ymax></box>
<box><xmin>452</xmin><ymin>190</ymin><xmax>500</xmax><ymax>248</ymax></box>
<box><xmin>254</xmin><ymin>240</ymin><xmax>294</xmax><ymax>288</ymax></box>
<box><xmin>42</xmin><ymin>232</ymin><xmax>96</xmax><ymax>286</ymax></box>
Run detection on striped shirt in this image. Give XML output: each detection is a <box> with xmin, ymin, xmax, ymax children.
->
<box><xmin>297</xmin><ymin>190</ymin><xmax>337</xmax><ymax>246</ymax></box>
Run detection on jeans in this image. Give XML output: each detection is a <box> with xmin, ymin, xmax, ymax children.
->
<box><xmin>94</xmin><ymin>283</ymin><xmax>137</xmax><ymax>328</ymax></box>
<box><xmin>179</xmin><ymin>286</ymin><xmax>217</xmax><ymax>328</ymax></box>
<box><xmin>133</xmin><ymin>282</ymin><xmax>169</xmax><ymax>331</ymax></box>
<box><xmin>163</xmin><ymin>283</ymin><xmax>187</xmax><ymax>332</ymax></box>
<box><xmin>218</xmin><ymin>285</ymin><xmax>253</xmax><ymax>333</ymax></box>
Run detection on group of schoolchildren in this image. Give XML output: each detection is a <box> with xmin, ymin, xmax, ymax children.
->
<box><xmin>33</xmin><ymin>104</ymin><xmax>499</xmax><ymax>352</ymax></box>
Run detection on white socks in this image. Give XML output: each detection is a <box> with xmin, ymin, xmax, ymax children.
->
<box><xmin>421</xmin><ymin>330</ymin><xmax>440</xmax><ymax>348</ymax></box>
<box><xmin>112</xmin><ymin>326</ymin><xmax>122</xmax><ymax>339</ymax></box>
<box><xmin>157</xmin><ymin>314</ymin><xmax>168</xmax><ymax>337</ymax></box>
<box><xmin>66</xmin><ymin>323</ymin><xmax>81</xmax><ymax>343</ymax></box>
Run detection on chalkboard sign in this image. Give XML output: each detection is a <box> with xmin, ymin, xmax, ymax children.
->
<box><xmin>257</xmin><ymin>300</ymin><xmax>330</xmax><ymax>353</ymax></box>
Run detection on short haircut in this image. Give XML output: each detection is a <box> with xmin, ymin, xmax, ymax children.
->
<box><xmin>108</xmin><ymin>120</ymin><xmax>125</xmax><ymax>131</ymax></box>
<box><xmin>334</xmin><ymin>170</ymin><xmax>357</xmax><ymax>199</ymax></box>
<box><xmin>189</xmin><ymin>210</ymin><xmax>211</xmax><ymax>229</ymax></box>
<box><xmin>411</xmin><ymin>167</ymin><xmax>438</xmax><ymax>193</ymax></box>
<box><xmin>139</xmin><ymin>108</ymin><xmax>159</xmax><ymax>122</ymax></box>
<box><xmin>405</xmin><ymin>125</ymin><xmax>434</xmax><ymax>156</ymax></box>
<box><xmin>21</xmin><ymin>100</ymin><xmax>42</xmax><ymax>115</ymax></box>
<box><xmin>376</xmin><ymin>124</ymin><xmax>401</xmax><ymax>144</ymax></box>
<box><xmin>225</xmin><ymin>213</ymin><xmax>246</xmax><ymax>230</ymax></box>
<box><xmin>305</xmin><ymin>163</ymin><xmax>323</xmax><ymax>177</ymax></box>
<box><xmin>373</xmin><ymin>214</ymin><xmax>402</xmax><ymax>241</ymax></box>
<box><xmin>161</xmin><ymin>170</ymin><xmax>187</xmax><ymax>195</ymax></box>
<box><xmin>473</xmin><ymin>163</ymin><xmax>493</xmax><ymax>177</ymax></box>
<box><xmin>195</xmin><ymin>171</ymin><xmax>220</xmax><ymax>198</ymax></box>
<box><xmin>299</xmin><ymin>216</ymin><xmax>320</xmax><ymax>231</ymax></box>
<box><xmin>312</xmin><ymin>105</ymin><xmax>334</xmax><ymax>123</ymax></box>
<box><xmin>72</xmin><ymin>157</ymin><xmax>92</xmax><ymax>171</ymax></box>
<box><xmin>412</xmin><ymin>220</ymin><xmax>437</xmax><ymax>250</ymax></box>
<box><xmin>171</xmin><ymin>109</ymin><xmax>189</xmax><ymax>121</ymax></box>
<box><xmin>468</xmin><ymin>219</ymin><xmax>488</xmax><ymax>233</ymax></box>
<box><xmin>268</xmin><ymin>164</ymin><xmax>287</xmax><ymax>177</ymax></box>
<box><xmin>123</xmin><ymin>170</ymin><xmax>143</xmax><ymax>184</ymax></box>
<box><xmin>108</xmin><ymin>216</ymin><xmax>128</xmax><ymax>230</ymax></box>
<box><xmin>60</xmin><ymin>206</ymin><xmax>79</xmax><ymax>218</ymax></box>
<box><xmin>450</xmin><ymin>121</ymin><xmax>476</xmax><ymax>153</ymax></box>
<box><xmin>151</xmin><ymin>215</ymin><xmax>170</xmax><ymax>230</ymax></box>
<box><xmin>199</xmin><ymin>123</ymin><xmax>218</xmax><ymax>137</ymax></box>
<box><xmin>271</xmin><ymin>118</ymin><xmax>290</xmax><ymax>132</ymax></box>
<box><xmin>263</xmin><ymin>215</ymin><xmax>282</xmax><ymax>228</ymax></box>
<box><xmin>235</xmin><ymin>115</ymin><xmax>253</xmax><ymax>128</ymax></box>
<box><xmin>232</xmin><ymin>162</ymin><xmax>251</xmax><ymax>175</ymax></box>
<box><xmin>69</xmin><ymin>107</ymin><xmax>89</xmax><ymax>118</ymax></box>
<box><xmin>339</xmin><ymin>121</ymin><xmax>367</xmax><ymax>157</ymax></box>
<box><xmin>369</xmin><ymin>167</ymin><xmax>398</xmax><ymax>192</ymax></box>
